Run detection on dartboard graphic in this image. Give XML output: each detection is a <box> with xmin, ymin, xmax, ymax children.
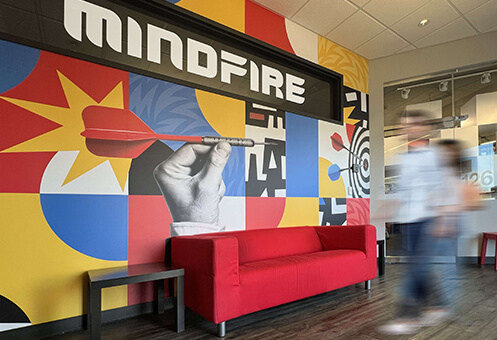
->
<box><xmin>348</xmin><ymin>126</ymin><xmax>370</xmax><ymax>198</ymax></box>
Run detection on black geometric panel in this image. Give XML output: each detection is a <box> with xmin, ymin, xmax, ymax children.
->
<box><xmin>128</xmin><ymin>140</ymin><xmax>174</xmax><ymax>195</ymax></box>
<box><xmin>0</xmin><ymin>295</ymin><xmax>30</xmax><ymax>323</ymax></box>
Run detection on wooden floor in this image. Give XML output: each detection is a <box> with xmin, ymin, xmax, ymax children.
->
<box><xmin>49</xmin><ymin>264</ymin><xmax>497</xmax><ymax>340</ymax></box>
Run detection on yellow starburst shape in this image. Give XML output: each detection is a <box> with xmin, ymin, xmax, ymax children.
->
<box><xmin>0</xmin><ymin>71</ymin><xmax>131</xmax><ymax>190</ymax></box>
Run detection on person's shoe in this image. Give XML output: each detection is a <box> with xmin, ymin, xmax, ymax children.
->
<box><xmin>418</xmin><ymin>309</ymin><xmax>451</xmax><ymax>326</ymax></box>
<box><xmin>378</xmin><ymin>319</ymin><xmax>420</xmax><ymax>335</ymax></box>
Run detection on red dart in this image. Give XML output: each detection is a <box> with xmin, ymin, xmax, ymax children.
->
<box><xmin>330</xmin><ymin>133</ymin><xmax>362</xmax><ymax>163</ymax></box>
<box><xmin>331</xmin><ymin>133</ymin><xmax>345</xmax><ymax>151</ymax></box>
<box><xmin>81</xmin><ymin>106</ymin><xmax>272</xmax><ymax>159</ymax></box>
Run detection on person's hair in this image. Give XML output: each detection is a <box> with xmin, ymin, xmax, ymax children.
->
<box><xmin>437</xmin><ymin>139</ymin><xmax>462</xmax><ymax>171</ymax></box>
<box><xmin>400</xmin><ymin>109</ymin><xmax>431</xmax><ymax>125</ymax></box>
<box><xmin>404</xmin><ymin>109</ymin><xmax>430</xmax><ymax>120</ymax></box>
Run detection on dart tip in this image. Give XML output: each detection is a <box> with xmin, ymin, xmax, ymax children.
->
<box><xmin>255</xmin><ymin>142</ymin><xmax>278</xmax><ymax>145</ymax></box>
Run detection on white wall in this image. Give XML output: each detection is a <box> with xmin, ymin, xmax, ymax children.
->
<box><xmin>369</xmin><ymin>30</ymin><xmax>497</xmax><ymax>257</ymax></box>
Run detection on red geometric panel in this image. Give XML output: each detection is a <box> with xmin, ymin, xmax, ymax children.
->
<box><xmin>346</xmin><ymin>123</ymin><xmax>356</xmax><ymax>143</ymax></box>
<box><xmin>128</xmin><ymin>195</ymin><xmax>172</xmax><ymax>305</ymax></box>
<box><xmin>346</xmin><ymin>198</ymin><xmax>370</xmax><ymax>225</ymax></box>
<box><xmin>2</xmin><ymin>51</ymin><xmax>129</xmax><ymax>108</ymax></box>
<box><xmin>0</xmin><ymin>97</ymin><xmax>62</xmax><ymax>152</ymax></box>
<box><xmin>246</xmin><ymin>197</ymin><xmax>285</xmax><ymax>230</ymax></box>
<box><xmin>0</xmin><ymin>152</ymin><xmax>56</xmax><ymax>193</ymax></box>
<box><xmin>245</xmin><ymin>0</ymin><xmax>295</xmax><ymax>54</ymax></box>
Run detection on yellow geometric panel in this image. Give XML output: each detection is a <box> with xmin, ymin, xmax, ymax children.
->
<box><xmin>317</xmin><ymin>36</ymin><xmax>369</xmax><ymax>94</ymax></box>
<box><xmin>0</xmin><ymin>194</ymin><xmax>127</xmax><ymax>325</ymax></box>
<box><xmin>195</xmin><ymin>89</ymin><xmax>245</xmax><ymax>138</ymax></box>
<box><xmin>177</xmin><ymin>0</ymin><xmax>245</xmax><ymax>32</ymax></box>
<box><xmin>278</xmin><ymin>197</ymin><xmax>319</xmax><ymax>227</ymax></box>
<box><xmin>319</xmin><ymin>157</ymin><xmax>346</xmax><ymax>198</ymax></box>
<box><xmin>344</xmin><ymin>106</ymin><xmax>359</xmax><ymax>126</ymax></box>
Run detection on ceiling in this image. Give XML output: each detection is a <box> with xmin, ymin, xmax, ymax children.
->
<box><xmin>252</xmin><ymin>0</ymin><xmax>497</xmax><ymax>60</ymax></box>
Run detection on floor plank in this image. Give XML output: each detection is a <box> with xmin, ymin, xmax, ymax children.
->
<box><xmin>47</xmin><ymin>264</ymin><xmax>497</xmax><ymax>340</ymax></box>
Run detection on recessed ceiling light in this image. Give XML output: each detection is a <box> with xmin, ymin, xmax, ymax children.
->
<box><xmin>418</xmin><ymin>19</ymin><xmax>430</xmax><ymax>27</ymax></box>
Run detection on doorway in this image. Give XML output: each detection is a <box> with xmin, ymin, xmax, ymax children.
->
<box><xmin>383</xmin><ymin>64</ymin><xmax>497</xmax><ymax>263</ymax></box>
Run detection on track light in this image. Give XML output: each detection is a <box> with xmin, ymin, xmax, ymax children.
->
<box><xmin>400</xmin><ymin>88</ymin><xmax>410</xmax><ymax>99</ymax></box>
<box><xmin>481</xmin><ymin>72</ymin><xmax>491</xmax><ymax>84</ymax></box>
<box><xmin>439</xmin><ymin>81</ymin><xmax>448</xmax><ymax>92</ymax></box>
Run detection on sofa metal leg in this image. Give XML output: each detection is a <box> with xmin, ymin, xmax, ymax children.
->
<box><xmin>365</xmin><ymin>280</ymin><xmax>371</xmax><ymax>290</ymax></box>
<box><xmin>217</xmin><ymin>321</ymin><xmax>226</xmax><ymax>337</ymax></box>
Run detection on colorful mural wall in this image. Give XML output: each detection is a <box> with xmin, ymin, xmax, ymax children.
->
<box><xmin>0</xmin><ymin>0</ymin><xmax>369</xmax><ymax>332</ymax></box>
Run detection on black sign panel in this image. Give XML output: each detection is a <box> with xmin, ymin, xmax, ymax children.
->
<box><xmin>0</xmin><ymin>0</ymin><xmax>343</xmax><ymax>122</ymax></box>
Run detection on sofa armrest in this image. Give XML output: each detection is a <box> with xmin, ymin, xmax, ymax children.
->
<box><xmin>314</xmin><ymin>225</ymin><xmax>376</xmax><ymax>256</ymax></box>
<box><xmin>171</xmin><ymin>235</ymin><xmax>239</xmax><ymax>323</ymax></box>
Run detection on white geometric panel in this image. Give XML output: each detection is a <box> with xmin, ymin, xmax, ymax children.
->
<box><xmin>319</xmin><ymin>120</ymin><xmax>348</xmax><ymax>168</ymax></box>
<box><xmin>285</xmin><ymin>19</ymin><xmax>318</xmax><ymax>63</ymax></box>
<box><xmin>219</xmin><ymin>196</ymin><xmax>246</xmax><ymax>231</ymax></box>
<box><xmin>326</xmin><ymin>10</ymin><xmax>385</xmax><ymax>51</ymax></box>
<box><xmin>40</xmin><ymin>151</ymin><xmax>128</xmax><ymax>195</ymax></box>
<box><xmin>0</xmin><ymin>323</ymin><xmax>32</xmax><ymax>332</ymax></box>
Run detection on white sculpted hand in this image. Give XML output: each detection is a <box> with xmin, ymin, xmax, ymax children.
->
<box><xmin>153</xmin><ymin>141</ymin><xmax>231</xmax><ymax>225</ymax></box>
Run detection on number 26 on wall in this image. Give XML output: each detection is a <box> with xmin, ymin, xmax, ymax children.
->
<box><xmin>462</xmin><ymin>170</ymin><xmax>493</xmax><ymax>186</ymax></box>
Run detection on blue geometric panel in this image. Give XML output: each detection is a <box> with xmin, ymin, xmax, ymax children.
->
<box><xmin>40</xmin><ymin>194</ymin><xmax>128</xmax><ymax>261</ymax></box>
<box><xmin>0</xmin><ymin>39</ymin><xmax>40</xmax><ymax>94</ymax></box>
<box><xmin>285</xmin><ymin>112</ymin><xmax>318</xmax><ymax>197</ymax></box>
<box><xmin>128</xmin><ymin>73</ymin><xmax>245</xmax><ymax>196</ymax></box>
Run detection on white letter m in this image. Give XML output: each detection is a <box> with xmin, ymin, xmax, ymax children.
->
<box><xmin>64</xmin><ymin>0</ymin><xmax>122</xmax><ymax>53</ymax></box>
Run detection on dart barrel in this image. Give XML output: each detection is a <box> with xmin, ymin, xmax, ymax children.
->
<box><xmin>202</xmin><ymin>136</ymin><xmax>256</xmax><ymax>147</ymax></box>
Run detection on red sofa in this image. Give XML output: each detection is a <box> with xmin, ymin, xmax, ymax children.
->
<box><xmin>171</xmin><ymin>225</ymin><xmax>377</xmax><ymax>336</ymax></box>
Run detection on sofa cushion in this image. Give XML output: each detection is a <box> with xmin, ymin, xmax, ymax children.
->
<box><xmin>238</xmin><ymin>249</ymin><xmax>368</xmax><ymax>315</ymax></box>
<box><xmin>228</xmin><ymin>227</ymin><xmax>323</xmax><ymax>264</ymax></box>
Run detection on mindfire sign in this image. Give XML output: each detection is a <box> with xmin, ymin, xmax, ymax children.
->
<box><xmin>0</xmin><ymin>0</ymin><xmax>342</xmax><ymax>121</ymax></box>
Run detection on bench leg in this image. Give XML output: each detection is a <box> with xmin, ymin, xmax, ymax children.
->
<box><xmin>217</xmin><ymin>321</ymin><xmax>226</xmax><ymax>337</ymax></box>
<box><xmin>481</xmin><ymin>236</ymin><xmax>488</xmax><ymax>265</ymax></box>
<box><xmin>176</xmin><ymin>276</ymin><xmax>185</xmax><ymax>332</ymax></box>
<box><xmin>157</xmin><ymin>279</ymin><xmax>164</xmax><ymax>314</ymax></box>
<box><xmin>365</xmin><ymin>280</ymin><xmax>371</xmax><ymax>290</ymax></box>
<box><xmin>89</xmin><ymin>285</ymin><xmax>101</xmax><ymax>340</ymax></box>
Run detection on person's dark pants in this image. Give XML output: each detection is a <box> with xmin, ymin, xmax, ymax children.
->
<box><xmin>398</xmin><ymin>219</ymin><xmax>433</xmax><ymax>318</ymax></box>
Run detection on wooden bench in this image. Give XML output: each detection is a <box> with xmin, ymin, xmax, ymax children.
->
<box><xmin>87</xmin><ymin>263</ymin><xmax>184</xmax><ymax>339</ymax></box>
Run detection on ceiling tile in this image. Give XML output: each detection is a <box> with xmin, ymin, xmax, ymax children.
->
<box><xmin>363</xmin><ymin>0</ymin><xmax>431</xmax><ymax>26</ymax></box>
<box><xmin>466</xmin><ymin>0</ymin><xmax>497</xmax><ymax>33</ymax></box>
<box><xmin>355</xmin><ymin>30</ymin><xmax>409</xmax><ymax>59</ymax></box>
<box><xmin>326</xmin><ymin>11</ymin><xmax>385</xmax><ymax>50</ymax></box>
<box><xmin>396</xmin><ymin>45</ymin><xmax>416</xmax><ymax>54</ymax></box>
<box><xmin>485</xmin><ymin>24</ymin><xmax>497</xmax><ymax>33</ymax></box>
<box><xmin>349</xmin><ymin>0</ymin><xmax>371</xmax><ymax>8</ymax></box>
<box><xmin>391</xmin><ymin>0</ymin><xmax>459</xmax><ymax>43</ymax></box>
<box><xmin>414</xmin><ymin>18</ymin><xmax>476</xmax><ymax>48</ymax></box>
<box><xmin>251</xmin><ymin>0</ymin><xmax>309</xmax><ymax>18</ymax></box>
<box><xmin>291</xmin><ymin>0</ymin><xmax>357</xmax><ymax>36</ymax></box>
<box><xmin>448</xmin><ymin>0</ymin><xmax>491</xmax><ymax>14</ymax></box>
